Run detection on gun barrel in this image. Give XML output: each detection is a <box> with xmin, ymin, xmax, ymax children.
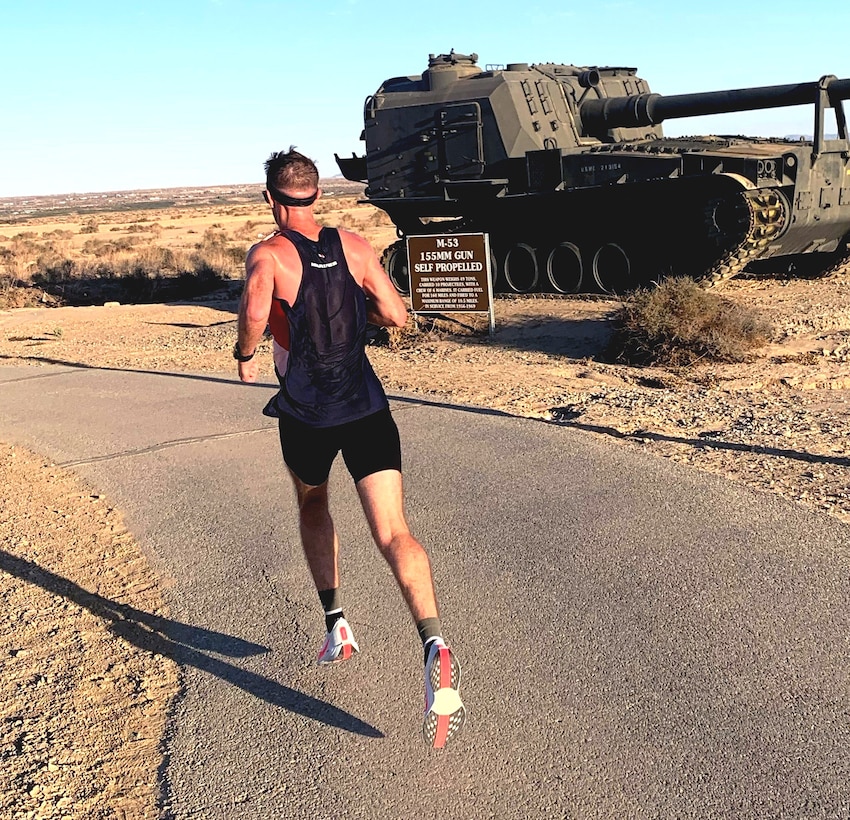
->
<box><xmin>581</xmin><ymin>77</ymin><xmax>850</xmax><ymax>133</ymax></box>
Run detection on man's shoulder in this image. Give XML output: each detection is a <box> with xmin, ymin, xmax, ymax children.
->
<box><xmin>246</xmin><ymin>234</ymin><xmax>302</xmax><ymax>281</ymax></box>
<box><xmin>336</xmin><ymin>227</ymin><xmax>371</xmax><ymax>256</ymax></box>
<box><xmin>248</xmin><ymin>232</ymin><xmax>296</xmax><ymax>259</ymax></box>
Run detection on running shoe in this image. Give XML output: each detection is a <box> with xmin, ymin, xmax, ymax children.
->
<box><xmin>317</xmin><ymin>617</ymin><xmax>360</xmax><ymax>665</ymax></box>
<box><xmin>423</xmin><ymin>638</ymin><xmax>466</xmax><ymax>748</ymax></box>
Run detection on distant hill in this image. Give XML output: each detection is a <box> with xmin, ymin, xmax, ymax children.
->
<box><xmin>0</xmin><ymin>179</ymin><xmax>365</xmax><ymax>221</ymax></box>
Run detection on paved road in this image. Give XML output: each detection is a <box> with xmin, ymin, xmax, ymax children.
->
<box><xmin>1</xmin><ymin>363</ymin><xmax>849</xmax><ymax>819</ymax></box>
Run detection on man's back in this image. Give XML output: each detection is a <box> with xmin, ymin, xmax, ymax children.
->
<box><xmin>268</xmin><ymin>227</ymin><xmax>389</xmax><ymax>427</ymax></box>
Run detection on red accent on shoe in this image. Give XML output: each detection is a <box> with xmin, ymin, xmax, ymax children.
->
<box><xmin>434</xmin><ymin>715</ymin><xmax>449</xmax><ymax>749</ymax></box>
<box><xmin>439</xmin><ymin>646</ymin><xmax>450</xmax><ymax>689</ymax></box>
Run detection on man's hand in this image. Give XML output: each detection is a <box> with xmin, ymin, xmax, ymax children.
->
<box><xmin>238</xmin><ymin>358</ymin><xmax>260</xmax><ymax>383</ymax></box>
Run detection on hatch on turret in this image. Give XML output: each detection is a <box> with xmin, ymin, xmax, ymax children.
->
<box><xmin>425</xmin><ymin>51</ymin><xmax>482</xmax><ymax>90</ymax></box>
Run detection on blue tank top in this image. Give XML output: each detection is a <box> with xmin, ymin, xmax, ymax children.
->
<box><xmin>268</xmin><ymin>227</ymin><xmax>388</xmax><ymax>427</ymax></box>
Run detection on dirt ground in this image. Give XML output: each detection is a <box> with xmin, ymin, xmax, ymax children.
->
<box><xmin>0</xmin><ymin>443</ymin><xmax>178</xmax><ymax>819</ymax></box>
<box><xmin>3</xmin><ymin>262</ymin><xmax>850</xmax><ymax>816</ymax></box>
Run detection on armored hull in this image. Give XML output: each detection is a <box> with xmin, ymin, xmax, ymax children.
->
<box><xmin>336</xmin><ymin>52</ymin><xmax>850</xmax><ymax>294</ymax></box>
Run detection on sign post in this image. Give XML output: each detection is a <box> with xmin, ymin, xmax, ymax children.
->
<box><xmin>407</xmin><ymin>233</ymin><xmax>495</xmax><ymax>336</ymax></box>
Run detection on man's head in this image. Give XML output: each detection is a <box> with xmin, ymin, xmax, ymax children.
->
<box><xmin>264</xmin><ymin>148</ymin><xmax>319</xmax><ymax>207</ymax></box>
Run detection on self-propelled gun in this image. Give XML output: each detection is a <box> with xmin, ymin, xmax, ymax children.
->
<box><xmin>336</xmin><ymin>51</ymin><xmax>850</xmax><ymax>294</ymax></box>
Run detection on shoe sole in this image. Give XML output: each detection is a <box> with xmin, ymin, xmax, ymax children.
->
<box><xmin>317</xmin><ymin>622</ymin><xmax>359</xmax><ymax>665</ymax></box>
<box><xmin>317</xmin><ymin>642</ymin><xmax>357</xmax><ymax>665</ymax></box>
<box><xmin>423</xmin><ymin>644</ymin><xmax>465</xmax><ymax>748</ymax></box>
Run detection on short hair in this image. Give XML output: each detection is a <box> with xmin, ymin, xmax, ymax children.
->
<box><xmin>264</xmin><ymin>147</ymin><xmax>319</xmax><ymax>193</ymax></box>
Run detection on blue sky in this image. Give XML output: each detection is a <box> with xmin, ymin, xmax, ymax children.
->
<box><xmin>2</xmin><ymin>0</ymin><xmax>848</xmax><ymax>197</ymax></box>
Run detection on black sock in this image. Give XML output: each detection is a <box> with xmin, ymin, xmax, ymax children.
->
<box><xmin>319</xmin><ymin>588</ymin><xmax>344</xmax><ymax>632</ymax></box>
<box><xmin>417</xmin><ymin>617</ymin><xmax>443</xmax><ymax>663</ymax></box>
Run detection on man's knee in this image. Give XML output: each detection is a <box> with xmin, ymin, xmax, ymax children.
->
<box><xmin>374</xmin><ymin>529</ymin><xmax>418</xmax><ymax>557</ymax></box>
<box><xmin>294</xmin><ymin>482</ymin><xmax>330</xmax><ymax>525</ymax></box>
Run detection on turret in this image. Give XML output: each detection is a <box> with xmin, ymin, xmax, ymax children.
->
<box><xmin>337</xmin><ymin>56</ymin><xmax>850</xmax><ymax>199</ymax></box>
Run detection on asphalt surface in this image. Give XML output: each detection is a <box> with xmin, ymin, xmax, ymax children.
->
<box><xmin>1</xmin><ymin>363</ymin><xmax>849</xmax><ymax>819</ymax></box>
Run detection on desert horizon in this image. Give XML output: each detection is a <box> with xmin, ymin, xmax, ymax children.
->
<box><xmin>0</xmin><ymin>177</ymin><xmax>366</xmax><ymax>221</ymax></box>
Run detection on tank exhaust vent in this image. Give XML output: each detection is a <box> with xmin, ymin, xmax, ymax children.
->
<box><xmin>579</xmin><ymin>69</ymin><xmax>600</xmax><ymax>88</ymax></box>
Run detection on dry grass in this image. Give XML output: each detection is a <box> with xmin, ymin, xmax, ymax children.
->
<box><xmin>609</xmin><ymin>277</ymin><xmax>773</xmax><ymax>366</ymax></box>
<box><xmin>0</xmin><ymin>193</ymin><xmax>395</xmax><ymax>309</ymax></box>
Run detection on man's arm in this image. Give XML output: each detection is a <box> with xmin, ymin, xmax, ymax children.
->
<box><xmin>358</xmin><ymin>237</ymin><xmax>407</xmax><ymax>327</ymax></box>
<box><xmin>236</xmin><ymin>244</ymin><xmax>276</xmax><ymax>383</ymax></box>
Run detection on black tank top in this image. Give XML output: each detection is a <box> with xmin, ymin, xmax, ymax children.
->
<box><xmin>269</xmin><ymin>227</ymin><xmax>388</xmax><ymax>427</ymax></box>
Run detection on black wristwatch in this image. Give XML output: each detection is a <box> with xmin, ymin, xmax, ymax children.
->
<box><xmin>233</xmin><ymin>342</ymin><xmax>255</xmax><ymax>362</ymax></box>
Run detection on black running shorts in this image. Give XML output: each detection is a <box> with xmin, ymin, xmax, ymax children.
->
<box><xmin>277</xmin><ymin>406</ymin><xmax>402</xmax><ymax>486</ymax></box>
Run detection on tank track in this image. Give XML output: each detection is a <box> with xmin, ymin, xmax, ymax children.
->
<box><xmin>699</xmin><ymin>189</ymin><xmax>788</xmax><ymax>288</ymax></box>
<box><xmin>383</xmin><ymin>188</ymin><xmax>803</xmax><ymax>295</ymax></box>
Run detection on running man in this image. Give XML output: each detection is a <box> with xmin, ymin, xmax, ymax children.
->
<box><xmin>235</xmin><ymin>148</ymin><xmax>465</xmax><ymax>748</ymax></box>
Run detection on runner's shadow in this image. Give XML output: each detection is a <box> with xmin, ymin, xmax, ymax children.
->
<box><xmin>0</xmin><ymin>354</ymin><xmax>276</xmax><ymax>389</ymax></box>
<box><xmin>0</xmin><ymin>550</ymin><xmax>383</xmax><ymax>737</ymax></box>
<box><xmin>143</xmin><ymin>320</ymin><xmax>235</xmax><ymax>328</ymax></box>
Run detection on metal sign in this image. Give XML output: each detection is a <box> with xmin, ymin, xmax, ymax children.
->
<box><xmin>407</xmin><ymin>233</ymin><xmax>494</xmax><ymax>334</ymax></box>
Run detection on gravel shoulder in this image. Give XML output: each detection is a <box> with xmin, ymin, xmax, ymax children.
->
<box><xmin>1</xmin><ymin>270</ymin><xmax>849</xmax><ymax>816</ymax></box>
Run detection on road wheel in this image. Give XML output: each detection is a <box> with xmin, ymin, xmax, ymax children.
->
<box><xmin>592</xmin><ymin>242</ymin><xmax>631</xmax><ymax>294</ymax></box>
<box><xmin>503</xmin><ymin>243</ymin><xmax>539</xmax><ymax>293</ymax></box>
<box><xmin>546</xmin><ymin>242</ymin><xmax>583</xmax><ymax>293</ymax></box>
<box><xmin>381</xmin><ymin>241</ymin><xmax>409</xmax><ymax>295</ymax></box>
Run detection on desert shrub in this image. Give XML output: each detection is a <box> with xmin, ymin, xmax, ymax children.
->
<box><xmin>192</xmin><ymin>243</ymin><xmax>244</xmax><ymax>276</ymax></box>
<box><xmin>3</xmin><ymin>237</ymin><xmax>67</xmax><ymax>281</ymax></box>
<box><xmin>110</xmin><ymin>246</ymin><xmax>181</xmax><ymax>278</ymax></box>
<box><xmin>1</xmin><ymin>213</ymin><xmax>244</xmax><ymax>305</ymax></box>
<box><xmin>0</xmin><ymin>245</ymin><xmax>28</xmax><ymax>280</ymax></box>
<box><xmin>33</xmin><ymin>258</ymin><xmax>75</xmax><ymax>284</ymax></box>
<box><xmin>12</xmin><ymin>237</ymin><xmax>40</xmax><ymax>251</ymax></box>
<box><xmin>0</xmin><ymin>250</ymin><xmax>24</xmax><ymax>289</ymax></box>
<box><xmin>82</xmin><ymin>237</ymin><xmax>141</xmax><ymax>257</ymax></box>
<box><xmin>367</xmin><ymin>210</ymin><xmax>388</xmax><ymax>227</ymax></box>
<box><xmin>234</xmin><ymin>219</ymin><xmax>266</xmax><ymax>241</ymax></box>
<box><xmin>200</xmin><ymin>226</ymin><xmax>230</xmax><ymax>247</ymax></box>
<box><xmin>79</xmin><ymin>218</ymin><xmax>99</xmax><ymax>234</ymax></box>
<box><xmin>139</xmin><ymin>246</ymin><xmax>180</xmax><ymax>274</ymax></box>
<box><xmin>609</xmin><ymin>277</ymin><xmax>773</xmax><ymax>366</ymax></box>
<box><xmin>127</xmin><ymin>222</ymin><xmax>162</xmax><ymax>235</ymax></box>
<box><xmin>316</xmin><ymin>196</ymin><xmax>358</xmax><ymax>214</ymax></box>
<box><xmin>186</xmin><ymin>227</ymin><xmax>246</xmax><ymax>277</ymax></box>
<box><xmin>337</xmin><ymin>213</ymin><xmax>357</xmax><ymax>229</ymax></box>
